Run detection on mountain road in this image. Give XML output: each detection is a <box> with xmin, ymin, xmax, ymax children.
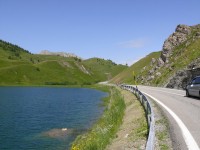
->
<box><xmin>137</xmin><ymin>85</ymin><xmax>200</xmax><ymax>150</ymax></box>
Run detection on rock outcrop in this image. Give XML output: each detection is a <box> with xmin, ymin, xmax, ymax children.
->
<box><xmin>151</xmin><ymin>58</ymin><xmax>156</xmax><ymax>66</ymax></box>
<box><xmin>165</xmin><ymin>70</ymin><xmax>188</xmax><ymax>89</ymax></box>
<box><xmin>143</xmin><ymin>25</ymin><xmax>192</xmax><ymax>83</ymax></box>
<box><xmin>161</xmin><ymin>24</ymin><xmax>191</xmax><ymax>63</ymax></box>
<box><xmin>138</xmin><ymin>24</ymin><xmax>200</xmax><ymax>87</ymax></box>
<box><xmin>165</xmin><ymin>58</ymin><xmax>200</xmax><ymax>89</ymax></box>
<box><xmin>39</xmin><ymin>50</ymin><xmax>81</xmax><ymax>59</ymax></box>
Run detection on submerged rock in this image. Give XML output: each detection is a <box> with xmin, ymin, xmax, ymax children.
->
<box><xmin>40</xmin><ymin>128</ymin><xmax>87</xmax><ymax>139</ymax></box>
<box><xmin>42</xmin><ymin>128</ymin><xmax>73</xmax><ymax>138</ymax></box>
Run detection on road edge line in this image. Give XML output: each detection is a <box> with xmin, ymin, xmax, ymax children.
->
<box><xmin>142</xmin><ymin>91</ymin><xmax>200</xmax><ymax>150</ymax></box>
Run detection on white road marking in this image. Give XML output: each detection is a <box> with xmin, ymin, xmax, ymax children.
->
<box><xmin>142</xmin><ymin>91</ymin><xmax>200</xmax><ymax>150</ymax></box>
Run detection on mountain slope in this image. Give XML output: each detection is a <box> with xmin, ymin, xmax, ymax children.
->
<box><xmin>111</xmin><ymin>24</ymin><xmax>200</xmax><ymax>88</ymax></box>
<box><xmin>111</xmin><ymin>51</ymin><xmax>161</xmax><ymax>84</ymax></box>
<box><xmin>0</xmin><ymin>40</ymin><xmax>127</xmax><ymax>86</ymax></box>
<box><xmin>83</xmin><ymin>58</ymin><xmax>127</xmax><ymax>81</ymax></box>
<box><xmin>141</xmin><ymin>24</ymin><xmax>200</xmax><ymax>87</ymax></box>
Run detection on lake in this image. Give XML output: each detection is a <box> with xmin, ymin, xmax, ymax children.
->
<box><xmin>0</xmin><ymin>87</ymin><xmax>107</xmax><ymax>150</ymax></box>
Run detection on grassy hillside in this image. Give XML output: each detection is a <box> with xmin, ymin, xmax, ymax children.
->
<box><xmin>83</xmin><ymin>58</ymin><xmax>127</xmax><ymax>81</ymax></box>
<box><xmin>111</xmin><ymin>51</ymin><xmax>161</xmax><ymax>84</ymax></box>
<box><xmin>0</xmin><ymin>40</ymin><xmax>127</xmax><ymax>86</ymax></box>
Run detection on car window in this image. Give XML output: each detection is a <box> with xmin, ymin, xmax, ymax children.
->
<box><xmin>192</xmin><ymin>78</ymin><xmax>196</xmax><ymax>84</ymax></box>
<box><xmin>194</xmin><ymin>77</ymin><xmax>200</xmax><ymax>84</ymax></box>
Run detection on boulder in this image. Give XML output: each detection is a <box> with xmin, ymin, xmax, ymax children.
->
<box><xmin>147</xmin><ymin>75</ymin><xmax>155</xmax><ymax>81</ymax></box>
<box><xmin>149</xmin><ymin>67</ymin><xmax>157</xmax><ymax>75</ymax></box>
<box><xmin>151</xmin><ymin>58</ymin><xmax>156</xmax><ymax>65</ymax></box>
<box><xmin>156</xmin><ymin>72</ymin><xmax>161</xmax><ymax>76</ymax></box>
<box><xmin>196</xmin><ymin>32</ymin><xmax>200</xmax><ymax>38</ymax></box>
<box><xmin>141</xmin><ymin>66</ymin><xmax>147</xmax><ymax>72</ymax></box>
<box><xmin>157</xmin><ymin>57</ymin><xmax>165</xmax><ymax>67</ymax></box>
<box><xmin>149</xmin><ymin>69</ymin><xmax>154</xmax><ymax>75</ymax></box>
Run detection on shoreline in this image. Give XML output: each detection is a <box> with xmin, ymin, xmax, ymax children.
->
<box><xmin>0</xmin><ymin>84</ymin><xmax>108</xmax><ymax>90</ymax></box>
<box><xmin>71</xmin><ymin>86</ymin><xmax>125</xmax><ymax>150</ymax></box>
<box><xmin>0</xmin><ymin>84</ymin><xmax>90</xmax><ymax>88</ymax></box>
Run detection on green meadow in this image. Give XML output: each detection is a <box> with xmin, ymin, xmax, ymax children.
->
<box><xmin>0</xmin><ymin>40</ymin><xmax>127</xmax><ymax>86</ymax></box>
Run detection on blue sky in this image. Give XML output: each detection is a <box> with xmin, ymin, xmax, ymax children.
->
<box><xmin>0</xmin><ymin>0</ymin><xmax>200</xmax><ymax>65</ymax></box>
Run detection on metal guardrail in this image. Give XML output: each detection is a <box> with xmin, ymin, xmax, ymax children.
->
<box><xmin>120</xmin><ymin>84</ymin><xmax>155</xmax><ymax>150</ymax></box>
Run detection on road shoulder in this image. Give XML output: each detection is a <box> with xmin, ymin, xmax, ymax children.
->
<box><xmin>106</xmin><ymin>88</ymin><xmax>147</xmax><ymax>150</ymax></box>
<box><xmin>148</xmin><ymin>98</ymin><xmax>173</xmax><ymax>150</ymax></box>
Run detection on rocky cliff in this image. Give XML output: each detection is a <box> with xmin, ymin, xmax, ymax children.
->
<box><xmin>136</xmin><ymin>24</ymin><xmax>200</xmax><ymax>89</ymax></box>
<box><xmin>161</xmin><ymin>25</ymin><xmax>191</xmax><ymax>63</ymax></box>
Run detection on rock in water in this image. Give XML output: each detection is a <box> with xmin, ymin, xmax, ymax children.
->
<box><xmin>42</xmin><ymin>128</ymin><xmax>73</xmax><ymax>139</ymax></box>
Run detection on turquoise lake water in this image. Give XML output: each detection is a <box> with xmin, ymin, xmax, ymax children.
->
<box><xmin>0</xmin><ymin>87</ymin><xmax>107</xmax><ymax>150</ymax></box>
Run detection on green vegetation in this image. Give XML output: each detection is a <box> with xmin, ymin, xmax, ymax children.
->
<box><xmin>0</xmin><ymin>39</ymin><xmax>30</xmax><ymax>56</ymax></box>
<box><xmin>83</xmin><ymin>58</ymin><xmax>127</xmax><ymax>81</ymax></box>
<box><xmin>129</xmin><ymin>109</ymin><xmax>148</xmax><ymax>141</ymax></box>
<box><xmin>0</xmin><ymin>39</ymin><xmax>127</xmax><ymax>86</ymax></box>
<box><xmin>155</xmin><ymin>116</ymin><xmax>171</xmax><ymax>150</ymax></box>
<box><xmin>111</xmin><ymin>51</ymin><xmax>161</xmax><ymax>84</ymax></box>
<box><xmin>71</xmin><ymin>86</ymin><xmax>126</xmax><ymax>150</ymax></box>
<box><xmin>122</xmin><ymin>89</ymin><xmax>148</xmax><ymax>148</ymax></box>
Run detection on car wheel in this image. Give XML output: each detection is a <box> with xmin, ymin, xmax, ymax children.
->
<box><xmin>186</xmin><ymin>90</ymin><xmax>190</xmax><ymax>97</ymax></box>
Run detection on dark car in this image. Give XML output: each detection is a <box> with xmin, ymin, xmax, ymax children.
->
<box><xmin>186</xmin><ymin>76</ymin><xmax>200</xmax><ymax>97</ymax></box>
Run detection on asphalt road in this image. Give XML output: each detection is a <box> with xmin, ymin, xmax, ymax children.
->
<box><xmin>138</xmin><ymin>85</ymin><xmax>200</xmax><ymax>150</ymax></box>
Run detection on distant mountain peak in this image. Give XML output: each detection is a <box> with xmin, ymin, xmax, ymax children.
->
<box><xmin>39</xmin><ymin>50</ymin><xmax>81</xmax><ymax>59</ymax></box>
